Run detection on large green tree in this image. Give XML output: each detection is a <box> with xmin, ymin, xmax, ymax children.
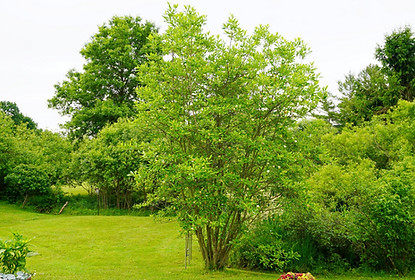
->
<box><xmin>376</xmin><ymin>26</ymin><xmax>415</xmax><ymax>101</ymax></box>
<box><xmin>48</xmin><ymin>16</ymin><xmax>157</xmax><ymax>140</ymax></box>
<box><xmin>135</xmin><ymin>5</ymin><xmax>324</xmax><ymax>270</ymax></box>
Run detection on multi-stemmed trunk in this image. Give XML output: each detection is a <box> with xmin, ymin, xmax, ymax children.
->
<box><xmin>194</xmin><ymin>211</ymin><xmax>242</xmax><ymax>270</ymax></box>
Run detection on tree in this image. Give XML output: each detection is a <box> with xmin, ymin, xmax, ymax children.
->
<box><xmin>0</xmin><ymin>112</ymin><xmax>14</xmax><ymax>195</ymax></box>
<box><xmin>335</xmin><ymin>65</ymin><xmax>401</xmax><ymax>126</ymax></box>
<box><xmin>48</xmin><ymin>16</ymin><xmax>157</xmax><ymax>140</ymax></box>
<box><xmin>0</xmin><ymin>111</ymin><xmax>71</xmax><ymax>208</ymax></box>
<box><xmin>304</xmin><ymin>101</ymin><xmax>415</xmax><ymax>274</ymax></box>
<box><xmin>376</xmin><ymin>26</ymin><xmax>415</xmax><ymax>101</ymax></box>
<box><xmin>0</xmin><ymin>101</ymin><xmax>37</xmax><ymax>130</ymax></box>
<box><xmin>135</xmin><ymin>5</ymin><xmax>324</xmax><ymax>270</ymax></box>
<box><xmin>70</xmin><ymin>119</ymin><xmax>146</xmax><ymax>209</ymax></box>
<box><xmin>4</xmin><ymin>164</ymin><xmax>51</xmax><ymax>207</ymax></box>
<box><xmin>329</xmin><ymin>26</ymin><xmax>415</xmax><ymax>127</ymax></box>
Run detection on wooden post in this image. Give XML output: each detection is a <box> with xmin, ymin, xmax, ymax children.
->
<box><xmin>185</xmin><ymin>231</ymin><xmax>192</xmax><ymax>268</ymax></box>
<box><xmin>95</xmin><ymin>188</ymin><xmax>100</xmax><ymax>215</ymax></box>
<box><xmin>59</xmin><ymin>201</ymin><xmax>69</xmax><ymax>214</ymax></box>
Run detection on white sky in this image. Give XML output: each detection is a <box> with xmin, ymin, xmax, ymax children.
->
<box><xmin>1</xmin><ymin>0</ymin><xmax>415</xmax><ymax>131</ymax></box>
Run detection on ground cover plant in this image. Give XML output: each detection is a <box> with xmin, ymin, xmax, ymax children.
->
<box><xmin>1</xmin><ymin>203</ymin><xmax>414</xmax><ymax>280</ymax></box>
<box><xmin>0</xmin><ymin>232</ymin><xmax>31</xmax><ymax>274</ymax></box>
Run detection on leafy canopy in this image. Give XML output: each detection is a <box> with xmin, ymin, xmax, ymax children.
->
<box><xmin>48</xmin><ymin>16</ymin><xmax>157</xmax><ymax>139</ymax></box>
<box><xmin>328</xmin><ymin>26</ymin><xmax>415</xmax><ymax>126</ymax></box>
<box><xmin>135</xmin><ymin>4</ymin><xmax>324</xmax><ymax>270</ymax></box>
<box><xmin>0</xmin><ymin>101</ymin><xmax>37</xmax><ymax>130</ymax></box>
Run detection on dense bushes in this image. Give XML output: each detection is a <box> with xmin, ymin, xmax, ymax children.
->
<box><xmin>69</xmin><ymin>119</ymin><xmax>149</xmax><ymax>210</ymax></box>
<box><xmin>232</xmin><ymin>216</ymin><xmax>300</xmax><ymax>272</ymax></box>
<box><xmin>0</xmin><ymin>112</ymin><xmax>71</xmax><ymax>212</ymax></box>
<box><xmin>232</xmin><ymin>101</ymin><xmax>415</xmax><ymax>275</ymax></box>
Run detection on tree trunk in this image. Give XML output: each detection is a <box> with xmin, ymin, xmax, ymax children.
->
<box><xmin>21</xmin><ymin>193</ymin><xmax>29</xmax><ymax>208</ymax></box>
<box><xmin>194</xmin><ymin>219</ymin><xmax>240</xmax><ymax>271</ymax></box>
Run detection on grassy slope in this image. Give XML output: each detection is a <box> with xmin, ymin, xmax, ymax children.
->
<box><xmin>0</xmin><ymin>202</ymin><xmax>412</xmax><ymax>280</ymax></box>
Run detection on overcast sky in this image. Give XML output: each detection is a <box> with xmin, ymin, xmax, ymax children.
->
<box><xmin>1</xmin><ymin>0</ymin><xmax>415</xmax><ymax>131</ymax></box>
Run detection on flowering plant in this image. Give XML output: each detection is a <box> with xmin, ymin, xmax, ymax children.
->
<box><xmin>278</xmin><ymin>272</ymin><xmax>315</xmax><ymax>280</ymax></box>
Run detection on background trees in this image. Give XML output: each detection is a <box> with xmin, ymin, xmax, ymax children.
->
<box><xmin>69</xmin><ymin>119</ymin><xmax>148</xmax><ymax>209</ymax></box>
<box><xmin>48</xmin><ymin>16</ymin><xmax>157</xmax><ymax>140</ymax></box>
<box><xmin>376</xmin><ymin>26</ymin><xmax>415</xmax><ymax>101</ymax></box>
<box><xmin>0</xmin><ymin>107</ymin><xmax>71</xmax><ymax>211</ymax></box>
<box><xmin>0</xmin><ymin>101</ymin><xmax>37</xmax><ymax>130</ymax></box>
<box><xmin>331</xmin><ymin>26</ymin><xmax>415</xmax><ymax>126</ymax></box>
<box><xmin>135</xmin><ymin>5</ymin><xmax>324</xmax><ymax>270</ymax></box>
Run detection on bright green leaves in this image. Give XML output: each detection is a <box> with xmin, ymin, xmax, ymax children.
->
<box><xmin>0</xmin><ymin>233</ymin><xmax>31</xmax><ymax>274</ymax></box>
<box><xmin>70</xmin><ymin>119</ymin><xmax>147</xmax><ymax>209</ymax></box>
<box><xmin>304</xmin><ymin>100</ymin><xmax>415</xmax><ymax>274</ymax></box>
<box><xmin>0</xmin><ymin>111</ymin><xmax>71</xmax><ymax>209</ymax></box>
<box><xmin>135</xmin><ymin>5</ymin><xmax>324</xmax><ymax>270</ymax></box>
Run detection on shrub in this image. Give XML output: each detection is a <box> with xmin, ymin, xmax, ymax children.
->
<box><xmin>4</xmin><ymin>164</ymin><xmax>51</xmax><ymax>207</ymax></box>
<box><xmin>0</xmin><ymin>233</ymin><xmax>30</xmax><ymax>274</ymax></box>
<box><xmin>231</xmin><ymin>218</ymin><xmax>300</xmax><ymax>271</ymax></box>
<box><xmin>28</xmin><ymin>186</ymin><xmax>65</xmax><ymax>213</ymax></box>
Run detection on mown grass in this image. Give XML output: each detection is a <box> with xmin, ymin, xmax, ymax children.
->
<box><xmin>0</xmin><ymin>202</ymin><xmax>413</xmax><ymax>280</ymax></box>
<box><xmin>60</xmin><ymin>185</ymin><xmax>90</xmax><ymax>196</ymax></box>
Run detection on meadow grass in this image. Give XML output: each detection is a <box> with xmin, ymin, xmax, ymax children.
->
<box><xmin>60</xmin><ymin>185</ymin><xmax>90</xmax><ymax>196</ymax></box>
<box><xmin>0</xmin><ymin>202</ymin><xmax>413</xmax><ymax>280</ymax></box>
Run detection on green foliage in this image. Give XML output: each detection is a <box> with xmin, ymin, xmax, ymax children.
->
<box><xmin>0</xmin><ymin>110</ymin><xmax>72</xmax><ymax>210</ymax></box>
<box><xmin>49</xmin><ymin>16</ymin><xmax>158</xmax><ymax>139</ymax></box>
<box><xmin>0</xmin><ymin>233</ymin><xmax>30</xmax><ymax>274</ymax></box>
<box><xmin>336</xmin><ymin>65</ymin><xmax>401</xmax><ymax>126</ymax></box>
<box><xmin>135</xmin><ymin>4</ymin><xmax>324</xmax><ymax>270</ymax></box>
<box><xmin>4</xmin><ymin>164</ymin><xmax>51</xmax><ymax>202</ymax></box>
<box><xmin>0</xmin><ymin>113</ymin><xmax>14</xmax><ymax>194</ymax></box>
<box><xmin>376</xmin><ymin>26</ymin><xmax>415</xmax><ymax>101</ymax></box>
<box><xmin>329</xmin><ymin>26</ymin><xmax>415</xmax><ymax>126</ymax></box>
<box><xmin>0</xmin><ymin>101</ymin><xmax>37</xmax><ymax>130</ymax></box>
<box><xmin>301</xmin><ymin>101</ymin><xmax>415</xmax><ymax>274</ymax></box>
<box><xmin>354</xmin><ymin>162</ymin><xmax>415</xmax><ymax>274</ymax></box>
<box><xmin>70</xmin><ymin>119</ymin><xmax>146</xmax><ymax>209</ymax></box>
<box><xmin>232</xmin><ymin>218</ymin><xmax>300</xmax><ymax>272</ymax></box>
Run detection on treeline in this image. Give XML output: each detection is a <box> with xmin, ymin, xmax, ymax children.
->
<box><xmin>1</xmin><ymin>5</ymin><xmax>415</xmax><ymax>275</ymax></box>
<box><xmin>0</xmin><ymin>101</ymin><xmax>71</xmax><ymax>212</ymax></box>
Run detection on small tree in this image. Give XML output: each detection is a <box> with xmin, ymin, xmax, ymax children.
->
<box><xmin>4</xmin><ymin>164</ymin><xmax>51</xmax><ymax>207</ymax></box>
<box><xmin>70</xmin><ymin>120</ymin><xmax>146</xmax><ymax>209</ymax></box>
<box><xmin>136</xmin><ymin>5</ymin><xmax>324</xmax><ymax>270</ymax></box>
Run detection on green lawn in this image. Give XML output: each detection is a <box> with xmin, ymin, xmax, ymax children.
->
<box><xmin>60</xmin><ymin>185</ymin><xmax>90</xmax><ymax>196</ymax></box>
<box><xmin>0</xmin><ymin>202</ymin><xmax>413</xmax><ymax>280</ymax></box>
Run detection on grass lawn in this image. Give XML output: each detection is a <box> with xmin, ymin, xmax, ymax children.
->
<box><xmin>0</xmin><ymin>202</ymin><xmax>413</xmax><ymax>280</ymax></box>
<box><xmin>60</xmin><ymin>185</ymin><xmax>90</xmax><ymax>196</ymax></box>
